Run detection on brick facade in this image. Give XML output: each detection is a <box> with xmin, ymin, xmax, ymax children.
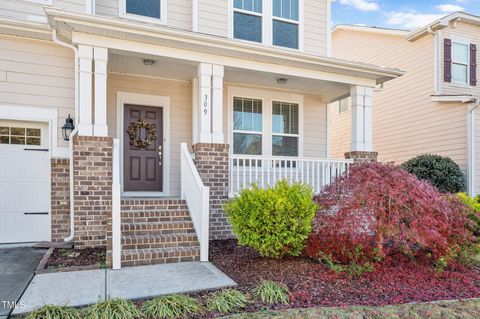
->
<box><xmin>51</xmin><ymin>159</ymin><xmax>71</xmax><ymax>242</ymax></box>
<box><xmin>73</xmin><ymin>136</ymin><xmax>113</xmax><ymax>248</ymax></box>
<box><xmin>192</xmin><ymin>143</ymin><xmax>233</xmax><ymax>239</ymax></box>
<box><xmin>345</xmin><ymin>151</ymin><xmax>378</xmax><ymax>162</ymax></box>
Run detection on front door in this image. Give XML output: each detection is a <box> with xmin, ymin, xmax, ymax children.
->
<box><xmin>124</xmin><ymin>104</ymin><xmax>163</xmax><ymax>192</ymax></box>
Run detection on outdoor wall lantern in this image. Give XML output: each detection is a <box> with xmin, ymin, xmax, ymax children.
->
<box><xmin>62</xmin><ymin>114</ymin><xmax>75</xmax><ymax>141</ymax></box>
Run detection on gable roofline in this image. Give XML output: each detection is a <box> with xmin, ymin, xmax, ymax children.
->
<box><xmin>333</xmin><ymin>24</ymin><xmax>410</xmax><ymax>37</ymax></box>
<box><xmin>406</xmin><ymin>11</ymin><xmax>480</xmax><ymax>42</ymax></box>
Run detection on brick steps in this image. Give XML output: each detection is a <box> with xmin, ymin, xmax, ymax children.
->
<box><xmin>120</xmin><ymin>198</ymin><xmax>200</xmax><ymax>266</ymax></box>
<box><xmin>121</xmin><ymin>247</ymin><xmax>200</xmax><ymax>267</ymax></box>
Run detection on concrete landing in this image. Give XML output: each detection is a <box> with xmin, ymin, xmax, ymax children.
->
<box><xmin>13</xmin><ymin>262</ymin><xmax>236</xmax><ymax>316</ymax></box>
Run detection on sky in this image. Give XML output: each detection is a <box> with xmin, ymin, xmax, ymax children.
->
<box><xmin>332</xmin><ymin>0</ymin><xmax>480</xmax><ymax>30</ymax></box>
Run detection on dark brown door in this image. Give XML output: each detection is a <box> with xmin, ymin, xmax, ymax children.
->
<box><xmin>124</xmin><ymin>104</ymin><xmax>163</xmax><ymax>192</ymax></box>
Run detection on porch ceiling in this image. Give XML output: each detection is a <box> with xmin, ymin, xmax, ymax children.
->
<box><xmin>108</xmin><ymin>51</ymin><xmax>351</xmax><ymax>101</ymax></box>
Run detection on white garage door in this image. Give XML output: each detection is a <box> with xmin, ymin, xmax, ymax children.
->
<box><xmin>0</xmin><ymin>121</ymin><xmax>51</xmax><ymax>244</ymax></box>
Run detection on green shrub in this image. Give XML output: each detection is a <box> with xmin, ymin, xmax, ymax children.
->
<box><xmin>317</xmin><ymin>248</ymin><xmax>377</xmax><ymax>277</ymax></box>
<box><xmin>458</xmin><ymin>193</ymin><xmax>480</xmax><ymax>237</ymax></box>
<box><xmin>224</xmin><ymin>180</ymin><xmax>317</xmax><ymax>258</ymax></box>
<box><xmin>85</xmin><ymin>298</ymin><xmax>142</xmax><ymax>319</ymax></box>
<box><xmin>26</xmin><ymin>305</ymin><xmax>81</xmax><ymax>319</ymax></box>
<box><xmin>142</xmin><ymin>295</ymin><xmax>202</xmax><ymax>319</ymax></box>
<box><xmin>251</xmin><ymin>281</ymin><xmax>290</xmax><ymax>305</ymax></box>
<box><xmin>401</xmin><ymin>154</ymin><xmax>466</xmax><ymax>193</ymax></box>
<box><xmin>206</xmin><ymin>289</ymin><xmax>249</xmax><ymax>314</ymax></box>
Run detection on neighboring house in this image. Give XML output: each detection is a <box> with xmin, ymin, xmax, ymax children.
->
<box><xmin>0</xmin><ymin>0</ymin><xmax>402</xmax><ymax>268</ymax></box>
<box><xmin>330</xmin><ymin>11</ymin><xmax>480</xmax><ymax>196</ymax></box>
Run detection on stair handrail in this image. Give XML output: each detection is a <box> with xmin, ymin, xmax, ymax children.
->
<box><xmin>180</xmin><ymin>143</ymin><xmax>210</xmax><ymax>262</ymax></box>
<box><xmin>112</xmin><ymin>138</ymin><xmax>122</xmax><ymax>269</ymax></box>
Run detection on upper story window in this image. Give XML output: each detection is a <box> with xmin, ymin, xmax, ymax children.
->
<box><xmin>273</xmin><ymin>0</ymin><xmax>299</xmax><ymax>49</ymax></box>
<box><xmin>452</xmin><ymin>41</ymin><xmax>469</xmax><ymax>84</ymax></box>
<box><xmin>233</xmin><ymin>0</ymin><xmax>263</xmax><ymax>43</ymax></box>
<box><xmin>121</xmin><ymin>0</ymin><xmax>167</xmax><ymax>24</ymax></box>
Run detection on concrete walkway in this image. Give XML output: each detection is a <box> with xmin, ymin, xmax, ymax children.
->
<box><xmin>0</xmin><ymin>247</ymin><xmax>46</xmax><ymax>319</ymax></box>
<box><xmin>12</xmin><ymin>262</ymin><xmax>236</xmax><ymax>316</ymax></box>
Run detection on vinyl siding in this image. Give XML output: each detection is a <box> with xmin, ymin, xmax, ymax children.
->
<box><xmin>331</xmin><ymin>29</ymin><xmax>469</xmax><ymax>172</ymax></box>
<box><xmin>475</xmin><ymin>112</ymin><xmax>480</xmax><ymax>195</ymax></box>
<box><xmin>197</xmin><ymin>0</ymin><xmax>228</xmax><ymax>37</ymax></box>
<box><xmin>107</xmin><ymin>73</ymin><xmax>192</xmax><ymax>197</ymax></box>
<box><xmin>0</xmin><ymin>0</ymin><xmax>85</xmax><ymax>23</ymax></box>
<box><xmin>303</xmin><ymin>0</ymin><xmax>328</xmax><ymax>56</ymax></box>
<box><xmin>440</xmin><ymin>22</ymin><xmax>480</xmax><ymax>96</ymax></box>
<box><xmin>95</xmin><ymin>0</ymin><xmax>192</xmax><ymax>31</ymax></box>
<box><xmin>0</xmin><ymin>35</ymin><xmax>75</xmax><ymax>148</ymax></box>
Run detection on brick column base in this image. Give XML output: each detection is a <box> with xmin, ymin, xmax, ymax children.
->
<box><xmin>192</xmin><ymin>143</ymin><xmax>233</xmax><ymax>240</ymax></box>
<box><xmin>345</xmin><ymin>151</ymin><xmax>378</xmax><ymax>162</ymax></box>
<box><xmin>73</xmin><ymin>136</ymin><xmax>113</xmax><ymax>248</ymax></box>
<box><xmin>51</xmin><ymin>159</ymin><xmax>71</xmax><ymax>242</ymax></box>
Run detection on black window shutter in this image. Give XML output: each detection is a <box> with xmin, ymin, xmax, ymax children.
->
<box><xmin>471</xmin><ymin>44</ymin><xmax>477</xmax><ymax>86</ymax></box>
<box><xmin>444</xmin><ymin>38</ymin><xmax>452</xmax><ymax>83</ymax></box>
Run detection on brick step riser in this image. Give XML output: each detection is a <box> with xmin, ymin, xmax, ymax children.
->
<box><xmin>122</xmin><ymin>234</ymin><xmax>199</xmax><ymax>250</ymax></box>
<box><xmin>121</xmin><ymin>228</ymin><xmax>197</xmax><ymax>236</ymax></box>
<box><xmin>121</xmin><ymin>223</ymin><xmax>195</xmax><ymax>232</ymax></box>
<box><xmin>122</xmin><ymin>255</ymin><xmax>200</xmax><ymax>267</ymax></box>
<box><xmin>122</xmin><ymin>241</ymin><xmax>200</xmax><ymax>250</ymax></box>
<box><xmin>121</xmin><ymin>215</ymin><xmax>192</xmax><ymax>224</ymax></box>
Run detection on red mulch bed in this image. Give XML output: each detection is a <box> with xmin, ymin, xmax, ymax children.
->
<box><xmin>45</xmin><ymin>248</ymin><xmax>106</xmax><ymax>269</ymax></box>
<box><xmin>209</xmin><ymin>239</ymin><xmax>480</xmax><ymax>310</ymax></box>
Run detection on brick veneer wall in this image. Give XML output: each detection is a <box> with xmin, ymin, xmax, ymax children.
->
<box><xmin>73</xmin><ymin>136</ymin><xmax>113</xmax><ymax>248</ymax></box>
<box><xmin>345</xmin><ymin>151</ymin><xmax>378</xmax><ymax>162</ymax></box>
<box><xmin>192</xmin><ymin>143</ymin><xmax>233</xmax><ymax>239</ymax></box>
<box><xmin>51</xmin><ymin>159</ymin><xmax>71</xmax><ymax>242</ymax></box>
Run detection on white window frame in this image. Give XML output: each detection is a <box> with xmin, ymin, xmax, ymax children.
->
<box><xmin>21</xmin><ymin>0</ymin><xmax>53</xmax><ymax>5</ymax></box>
<box><xmin>228</xmin><ymin>86</ymin><xmax>304</xmax><ymax>157</ymax></box>
<box><xmin>451</xmin><ymin>39</ymin><xmax>470</xmax><ymax>86</ymax></box>
<box><xmin>228</xmin><ymin>0</ymin><xmax>304</xmax><ymax>51</ymax></box>
<box><xmin>271</xmin><ymin>101</ymin><xmax>301</xmax><ymax>156</ymax></box>
<box><xmin>120</xmin><ymin>0</ymin><xmax>167</xmax><ymax>25</ymax></box>
<box><xmin>272</xmin><ymin>0</ymin><xmax>303</xmax><ymax>50</ymax></box>
<box><xmin>338</xmin><ymin>98</ymin><xmax>349</xmax><ymax>114</ymax></box>
<box><xmin>231</xmin><ymin>0</ymin><xmax>265</xmax><ymax>44</ymax></box>
<box><xmin>232</xmin><ymin>97</ymin><xmax>264</xmax><ymax>155</ymax></box>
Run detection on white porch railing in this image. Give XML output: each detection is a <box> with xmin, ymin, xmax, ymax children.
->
<box><xmin>111</xmin><ymin>139</ymin><xmax>122</xmax><ymax>270</ymax></box>
<box><xmin>180</xmin><ymin>143</ymin><xmax>210</xmax><ymax>262</ymax></box>
<box><xmin>229</xmin><ymin>155</ymin><xmax>353</xmax><ymax>196</ymax></box>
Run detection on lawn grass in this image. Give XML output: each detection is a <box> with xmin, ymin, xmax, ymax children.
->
<box><xmin>224</xmin><ymin>299</ymin><xmax>480</xmax><ymax>319</ymax></box>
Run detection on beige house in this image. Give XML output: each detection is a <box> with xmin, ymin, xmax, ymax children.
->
<box><xmin>330</xmin><ymin>12</ymin><xmax>480</xmax><ymax>195</ymax></box>
<box><xmin>0</xmin><ymin>0</ymin><xmax>402</xmax><ymax>268</ymax></box>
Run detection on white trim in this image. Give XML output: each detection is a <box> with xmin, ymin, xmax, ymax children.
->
<box><xmin>227</xmin><ymin>86</ymin><xmax>304</xmax><ymax>157</ymax></box>
<box><xmin>93</xmin><ymin>47</ymin><xmax>108</xmax><ymax>137</ymax></box>
<box><xmin>119</xmin><ymin>0</ymin><xmax>167</xmax><ymax>26</ymax></box>
<box><xmin>333</xmin><ymin>24</ymin><xmax>410</xmax><ymax>37</ymax></box>
<box><xmin>326</xmin><ymin>0</ymin><xmax>331</xmax><ymax>57</ymax></box>
<box><xmin>434</xmin><ymin>31</ymin><xmax>440</xmax><ymax>94</ymax></box>
<box><xmin>116</xmin><ymin>92</ymin><xmax>171</xmax><ymax>197</ymax></box>
<box><xmin>192</xmin><ymin>0</ymin><xmax>198</xmax><ymax>32</ymax></box>
<box><xmin>85</xmin><ymin>0</ymin><xmax>94</xmax><ymax>14</ymax></box>
<box><xmin>451</xmin><ymin>39</ymin><xmax>471</xmax><ymax>86</ymax></box>
<box><xmin>0</xmin><ymin>104</ymin><xmax>68</xmax><ymax>158</ymax></box>
<box><xmin>431</xmin><ymin>95</ymin><xmax>476</xmax><ymax>103</ymax></box>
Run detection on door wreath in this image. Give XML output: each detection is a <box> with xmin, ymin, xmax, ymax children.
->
<box><xmin>127</xmin><ymin>118</ymin><xmax>157</xmax><ymax>149</ymax></box>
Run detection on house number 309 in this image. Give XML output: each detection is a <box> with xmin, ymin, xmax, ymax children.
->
<box><xmin>203</xmin><ymin>94</ymin><xmax>209</xmax><ymax>115</ymax></box>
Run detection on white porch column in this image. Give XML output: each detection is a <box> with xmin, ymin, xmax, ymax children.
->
<box><xmin>78</xmin><ymin>45</ymin><xmax>93</xmax><ymax>136</ymax></box>
<box><xmin>212</xmin><ymin>65</ymin><xmax>224</xmax><ymax>143</ymax></box>
<box><xmin>94</xmin><ymin>47</ymin><xmax>108</xmax><ymax>137</ymax></box>
<box><xmin>198</xmin><ymin>63</ymin><xmax>213</xmax><ymax>143</ymax></box>
<box><xmin>350</xmin><ymin>85</ymin><xmax>374</xmax><ymax>152</ymax></box>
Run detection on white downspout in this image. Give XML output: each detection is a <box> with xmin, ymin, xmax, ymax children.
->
<box><xmin>468</xmin><ymin>98</ymin><xmax>480</xmax><ymax>196</ymax></box>
<box><xmin>52</xmin><ymin>30</ymin><xmax>79</xmax><ymax>242</ymax></box>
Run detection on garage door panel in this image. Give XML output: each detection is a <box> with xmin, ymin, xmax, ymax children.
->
<box><xmin>0</xmin><ymin>124</ymin><xmax>51</xmax><ymax>244</ymax></box>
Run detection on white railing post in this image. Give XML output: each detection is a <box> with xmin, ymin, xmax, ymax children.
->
<box><xmin>112</xmin><ymin>139</ymin><xmax>121</xmax><ymax>270</ymax></box>
<box><xmin>180</xmin><ymin>143</ymin><xmax>210</xmax><ymax>262</ymax></box>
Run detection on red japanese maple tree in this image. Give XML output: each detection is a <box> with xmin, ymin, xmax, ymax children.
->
<box><xmin>304</xmin><ymin>162</ymin><xmax>473</xmax><ymax>264</ymax></box>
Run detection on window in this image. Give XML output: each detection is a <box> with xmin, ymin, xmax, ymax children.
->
<box><xmin>0</xmin><ymin>126</ymin><xmax>41</xmax><ymax>146</ymax></box>
<box><xmin>233</xmin><ymin>0</ymin><xmax>263</xmax><ymax>43</ymax></box>
<box><xmin>338</xmin><ymin>98</ymin><xmax>348</xmax><ymax>113</ymax></box>
<box><xmin>233</xmin><ymin>97</ymin><xmax>263</xmax><ymax>155</ymax></box>
<box><xmin>122</xmin><ymin>0</ymin><xmax>166</xmax><ymax>23</ymax></box>
<box><xmin>452</xmin><ymin>41</ymin><xmax>469</xmax><ymax>84</ymax></box>
<box><xmin>273</xmin><ymin>0</ymin><xmax>299</xmax><ymax>49</ymax></box>
<box><xmin>272</xmin><ymin>102</ymin><xmax>299</xmax><ymax>156</ymax></box>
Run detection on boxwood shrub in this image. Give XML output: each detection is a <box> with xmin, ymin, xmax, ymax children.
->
<box><xmin>224</xmin><ymin>180</ymin><xmax>317</xmax><ymax>258</ymax></box>
<box><xmin>401</xmin><ymin>154</ymin><xmax>466</xmax><ymax>194</ymax></box>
